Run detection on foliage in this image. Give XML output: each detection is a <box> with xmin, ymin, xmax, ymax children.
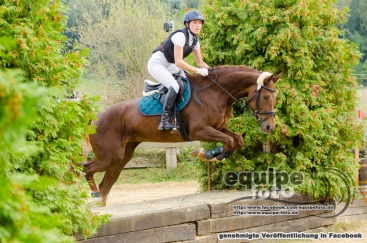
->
<box><xmin>160</xmin><ymin>0</ymin><xmax>203</xmax><ymax>11</ymax></box>
<box><xmin>64</xmin><ymin>0</ymin><xmax>117</xmax><ymax>49</ymax></box>
<box><xmin>0</xmin><ymin>71</ymin><xmax>74</xmax><ymax>243</ymax></box>
<box><xmin>168</xmin><ymin>0</ymin><xmax>183</xmax><ymax>14</ymax></box>
<box><xmin>74</xmin><ymin>0</ymin><xmax>169</xmax><ymax>102</ymax></box>
<box><xmin>337</xmin><ymin>0</ymin><xmax>367</xmax><ymax>85</ymax></box>
<box><xmin>345</xmin><ymin>0</ymin><xmax>367</xmax><ymax>36</ymax></box>
<box><xmin>200</xmin><ymin>0</ymin><xmax>363</xmax><ymax>201</ymax></box>
<box><xmin>0</xmin><ymin>0</ymin><xmax>109</xmax><ymax>241</ymax></box>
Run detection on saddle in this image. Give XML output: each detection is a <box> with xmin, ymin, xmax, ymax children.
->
<box><xmin>140</xmin><ymin>74</ymin><xmax>190</xmax><ymax>141</ymax></box>
<box><xmin>143</xmin><ymin>73</ymin><xmax>187</xmax><ymax>106</ymax></box>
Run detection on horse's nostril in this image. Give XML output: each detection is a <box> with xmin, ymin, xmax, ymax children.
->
<box><xmin>267</xmin><ymin>125</ymin><xmax>271</xmax><ymax>131</ymax></box>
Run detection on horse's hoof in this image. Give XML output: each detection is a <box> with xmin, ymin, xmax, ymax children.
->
<box><xmin>216</xmin><ymin>154</ymin><xmax>225</xmax><ymax>161</ymax></box>
<box><xmin>88</xmin><ymin>197</ymin><xmax>104</xmax><ymax>207</ymax></box>
<box><xmin>216</xmin><ymin>148</ymin><xmax>234</xmax><ymax>160</ymax></box>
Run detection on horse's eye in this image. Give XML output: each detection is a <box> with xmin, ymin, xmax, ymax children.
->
<box><xmin>263</xmin><ymin>95</ymin><xmax>269</xmax><ymax>100</ymax></box>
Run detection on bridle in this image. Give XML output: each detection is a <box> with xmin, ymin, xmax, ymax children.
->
<box><xmin>202</xmin><ymin>69</ymin><xmax>277</xmax><ymax>124</ymax></box>
<box><xmin>245</xmin><ymin>84</ymin><xmax>276</xmax><ymax>124</ymax></box>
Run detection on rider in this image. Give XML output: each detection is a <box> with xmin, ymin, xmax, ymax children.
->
<box><xmin>148</xmin><ymin>10</ymin><xmax>210</xmax><ymax>131</ymax></box>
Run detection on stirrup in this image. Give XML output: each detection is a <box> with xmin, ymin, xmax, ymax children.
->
<box><xmin>157</xmin><ymin>122</ymin><xmax>180</xmax><ymax>131</ymax></box>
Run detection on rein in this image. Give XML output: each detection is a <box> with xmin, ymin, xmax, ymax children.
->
<box><xmin>245</xmin><ymin>85</ymin><xmax>276</xmax><ymax>124</ymax></box>
<box><xmin>203</xmin><ymin>69</ymin><xmax>277</xmax><ymax>124</ymax></box>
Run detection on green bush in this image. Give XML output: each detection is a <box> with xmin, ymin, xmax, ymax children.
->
<box><xmin>0</xmin><ymin>70</ymin><xmax>75</xmax><ymax>242</ymax></box>
<box><xmin>199</xmin><ymin>0</ymin><xmax>364</xmax><ymax>201</ymax></box>
<box><xmin>0</xmin><ymin>0</ymin><xmax>108</xmax><ymax>241</ymax></box>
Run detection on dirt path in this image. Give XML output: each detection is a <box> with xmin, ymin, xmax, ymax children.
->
<box><xmin>106</xmin><ymin>181</ymin><xmax>201</xmax><ymax>206</ymax></box>
<box><xmin>105</xmin><ymin>181</ymin><xmax>367</xmax><ymax>242</ymax></box>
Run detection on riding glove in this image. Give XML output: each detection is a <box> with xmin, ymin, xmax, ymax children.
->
<box><xmin>196</xmin><ymin>68</ymin><xmax>208</xmax><ymax>76</ymax></box>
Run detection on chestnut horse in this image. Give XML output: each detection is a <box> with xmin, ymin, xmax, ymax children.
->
<box><xmin>83</xmin><ymin>65</ymin><xmax>281</xmax><ymax>206</ymax></box>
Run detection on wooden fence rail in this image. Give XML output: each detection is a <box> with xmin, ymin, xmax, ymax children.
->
<box><xmin>125</xmin><ymin>141</ymin><xmax>200</xmax><ymax>170</ymax></box>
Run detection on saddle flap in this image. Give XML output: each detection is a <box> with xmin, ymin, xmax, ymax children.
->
<box><xmin>176</xmin><ymin>77</ymin><xmax>187</xmax><ymax>102</ymax></box>
<box><xmin>143</xmin><ymin>80</ymin><xmax>163</xmax><ymax>96</ymax></box>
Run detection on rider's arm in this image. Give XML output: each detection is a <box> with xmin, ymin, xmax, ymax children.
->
<box><xmin>193</xmin><ymin>48</ymin><xmax>210</xmax><ymax>69</ymax></box>
<box><xmin>174</xmin><ymin>45</ymin><xmax>198</xmax><ymax>73</ymax></box>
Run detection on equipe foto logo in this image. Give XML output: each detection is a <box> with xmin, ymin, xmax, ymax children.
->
<box><xmin>223</xmin><ymin>167</ymin><xmax>303</xmax><ymax>199</ymax></box>
<box><xmin>223</xmin><ymin>167</ymin><xmax>355</xmax><ymax>218</ymax></box>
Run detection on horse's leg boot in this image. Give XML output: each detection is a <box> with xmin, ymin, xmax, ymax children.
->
<box><xmin>204</xmin><ymin>146</ymin><xmax>224</xmax><ymax>160</ymax></box>
<box><xmin>216</xmin><ymin>148</ymin><xmax>234</xmax><ymax>160</ymax></box>
<box><xmin>158</xmin><ymin>87</ymin><xmax>180</xmax><ymax>131</ymax></box>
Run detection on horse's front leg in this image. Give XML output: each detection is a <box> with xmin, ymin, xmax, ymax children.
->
<box><xmin>220</xmin><ymin>127</ymin><xmax>244</xmax><ymax>151</ymax></box>
<box><xmin>191</xmin><ymin>126</ymin><xmax>236</xmax><ymax>160</ymax></box>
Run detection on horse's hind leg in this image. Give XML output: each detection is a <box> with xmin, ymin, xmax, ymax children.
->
<box><xmin>98</xmin><ymin>142</ymin><xmax>140</xmax><ymax>206</ymax></box>
<box><xmin>83</xmin><ymin>160</ymin><xmax>103</xmax><ymax>194</ymax></box>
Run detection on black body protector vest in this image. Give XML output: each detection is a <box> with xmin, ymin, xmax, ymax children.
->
<box><xmin>153</xmin><ymin>28</ymin><xmax>198</xmax><ymax>63</ymax></box>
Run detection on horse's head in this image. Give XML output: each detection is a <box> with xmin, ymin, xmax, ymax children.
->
<box><xmin>246</xmin><ymin>72</ymin><xmax>281</xmax><ymax>134</ymax></box>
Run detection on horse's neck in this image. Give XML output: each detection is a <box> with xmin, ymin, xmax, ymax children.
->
<box><xmin>214</xmin><ymin>69</ymin><xmax>259</xmax><ymax>100</ymax></box>
<box><xmin>187</xmin><ymin>69</ymin><xmax>258</xmax><ymax>106</ymax></box>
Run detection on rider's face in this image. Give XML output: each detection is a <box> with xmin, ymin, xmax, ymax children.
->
<box><xmin>187</xmin><ymin>20</ymin><xmax>203</xmax><ymax>35</ymax></box>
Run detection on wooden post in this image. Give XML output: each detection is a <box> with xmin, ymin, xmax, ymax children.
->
<box><xmin>207</xmin><ymin>162</ymin><xmax>212</xmax><ymax>191</ymax></box>
<box><xmin>263</xmin><ymin>138</ymin><xmax>271</xmax><ymax>153</ymax></box>
<box><xmin>166</xmin><ymin>147</ymin><xmax>177</xmax><ymax>171</ymax></box>
<box><xmin>356</xmin><ymin>109</ymin><xmax>363</xmax><ymax>185</ymax></box>
<box><xmin>356</xmin><ymin>147</ymin><xmax>360</xmax><ymax>185</ymax></box>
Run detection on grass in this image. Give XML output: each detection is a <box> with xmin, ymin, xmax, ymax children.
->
<box><xmin>91</xmin><ymin>147</ymin><xmax>202</xmax><ymax>185</ymax></box>
<box><xmin>116</xmin><ymin>161</ymin><xmax>200</xmax><ymax>184</ymax></box>
<box><xmin>76</xmin><ymin>76</ymin><xmax>126</xmax><ymax>111</ymax></box>
<box><xmin>357</xmin><ymin>87</ymin><xmax>367</xmax><ymax>115</ymax></box>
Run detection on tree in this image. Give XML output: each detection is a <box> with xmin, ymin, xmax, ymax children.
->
<box><xmin>342</xmin><ymin>0</ymin><xmax>367</xmax><ymax>80</ymax></box>
<box><xmin>75</xmin><ymin>0</ymin><xmax>170</xmax><ymax>102</ymax></box>
<box><xmin>346</xmin><ymin>0</ymin><xmax>367</xmax><ymax>35</ymax></box>
<box><xmin>0</xmin><ymin>0</ymin><xmax>108</xmax><ymax>240</ymax></box>
<box><xmin>0</xmin><ymin>70</ymin><xmax>75</xmax><ymax>243</ymax></box>
<box><xmin>199</xmin><ymin>0</ymin><xmax>363</xmax><ymax>201</ymax></box>
<box><xmin>183</xmin><ymin>0</ymin><xmax>204</xmax><ymax>8</ymax></box>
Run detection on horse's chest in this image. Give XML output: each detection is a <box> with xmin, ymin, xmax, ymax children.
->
<box><xmin>208</xmin><ymin>107</ymin><xmax>230</xmax><ymax>128</ymax></box>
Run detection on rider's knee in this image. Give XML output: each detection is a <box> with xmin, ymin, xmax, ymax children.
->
<box><xmin>171</xmin><ymin>83</ymin><xmax>179</xmax><ymax>93</ymax></box>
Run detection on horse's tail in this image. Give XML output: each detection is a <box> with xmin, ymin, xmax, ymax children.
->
<box><xmin>81</xmin><ymin>135</ymin><xmax>93</xmax><ymax>159</ymax></box>
<box><xmin>68</xmin><ymin>131</ymin><xmax>93</xmax><ymax>177</ymax></box>
<box><xmin>79</xmin><ymin>119</ymin><xmax>94</xmax><ymax>162</ymax></box>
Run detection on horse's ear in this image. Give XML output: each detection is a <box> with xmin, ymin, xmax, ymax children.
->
<box><xmin>264</xmin><ymin>74</ymin><xmax>274</xmax><ymax>84</ymax></box>
<box><xmin>272</xmin><ymin>73</ymin><xmax>282</xmax><ymax>83</ymax></box>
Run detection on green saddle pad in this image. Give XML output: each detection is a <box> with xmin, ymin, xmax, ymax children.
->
<box><xmin>138</xmin><ymin>81</ymin><xmax>191</xmax><ymax>116</ymax></box>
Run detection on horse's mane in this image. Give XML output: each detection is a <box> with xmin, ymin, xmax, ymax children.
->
<box><xmin>211</xmin><ymin>65</ymin><xmax>261</xmax><ymax>74</ymax></box>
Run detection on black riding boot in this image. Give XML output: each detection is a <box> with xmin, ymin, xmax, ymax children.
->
<box><xmin>158</xmin><ymin>87</ymin><xmax>179</xmax><ymax>131</ymax></box>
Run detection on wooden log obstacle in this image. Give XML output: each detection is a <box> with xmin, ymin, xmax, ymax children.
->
<box><xmin>75</xmin><ymin>190</ymin><xmax>367</xmax><ymax>243</ymax></box>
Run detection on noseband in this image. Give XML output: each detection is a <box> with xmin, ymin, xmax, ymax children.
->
<box><xmin>245</xmin><ymin>85</ymin><xmax>276</xmax><ymax>124</ymax></box>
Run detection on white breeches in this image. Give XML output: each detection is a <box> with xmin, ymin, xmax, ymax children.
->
<box><xmin>147</xmin><ymin>51</ymin><xmax>181</xmax><ymax>93</ymax></box>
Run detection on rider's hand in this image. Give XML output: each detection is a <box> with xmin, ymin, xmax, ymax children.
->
<box><xmin>195</xmin><ymin>68</ymin><xmax>208</xmax><ymax>77</ymax></box>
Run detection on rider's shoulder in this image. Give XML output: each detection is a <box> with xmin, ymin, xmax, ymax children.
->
<box><xmin>171</xmin><ymin>31</ymin><xmax>186</xmax><ymax>39</ymax></box>
<box><xmin>171</xmin><ymin>31</ymin><xmax>186</xmax><ymax>46</ymax></box>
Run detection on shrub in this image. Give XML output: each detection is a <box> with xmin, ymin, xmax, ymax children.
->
<box><xmin>199</xmin><ymin>0</ymin><xmax>364</xmax><ymax>201</ymax></box>
<box><xmin>0</xmin><ymin>0</ymin><xmax>109</xmax><ymax>240</ymax></box>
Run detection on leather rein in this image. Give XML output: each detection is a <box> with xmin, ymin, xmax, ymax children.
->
<box><xmin>203</xmin><ymin>69</ymin><xmax>277</xmax><ymax>124</ymax></box>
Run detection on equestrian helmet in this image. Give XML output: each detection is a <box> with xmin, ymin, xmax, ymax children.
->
<box><xmin>183</xmin><ymin>10</ymin><xmax>204</xmax><ymax>25</ymax></box>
